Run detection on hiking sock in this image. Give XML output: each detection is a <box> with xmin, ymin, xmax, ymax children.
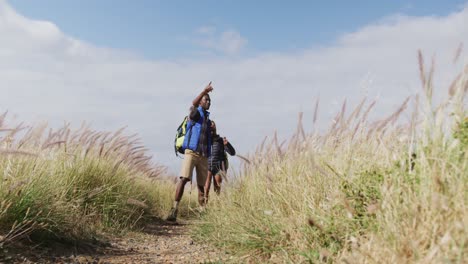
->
<box><xmin>173</xmin><ymin>201</ymin><xmax>179</xmax><ymax>210</ymax></box>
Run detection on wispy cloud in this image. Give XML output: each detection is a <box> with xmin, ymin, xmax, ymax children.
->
<box><xmin>1</xmin><ymin>0</ymin><xmax>467</xmax><ymax>172</ymax></box>
<box><xmin>193</xmin><ymin>26</ymin><xmax>247</xmax><ymax>55</ymax></box>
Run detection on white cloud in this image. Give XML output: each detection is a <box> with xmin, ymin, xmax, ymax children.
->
<box><xmin>195</xmin><ymin>26</ymin><xmax>216</xmax><ymax>35</ymax></box>
<box><xmin>1</xmin><ymin>0</ymin><xmax>467</xmax><ymax>173</ymax></box>
<box><xmin>193</xmin><ymin>26</ymin><xmax>247</xmax><ymax>55</ymax></box>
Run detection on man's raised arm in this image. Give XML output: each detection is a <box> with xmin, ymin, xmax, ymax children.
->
<box><xmin>192</xmin><ymin>82</ymin><xmax>213</xmax><ymax>107</ymax></box>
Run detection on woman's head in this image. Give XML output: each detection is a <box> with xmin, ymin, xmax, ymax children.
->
<box><xmin>211</xmin><ymin>120</ymin><xmax>217</xmax><ymax>135</ymax></box>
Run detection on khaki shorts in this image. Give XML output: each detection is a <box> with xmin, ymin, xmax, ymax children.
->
<box><xmin>179</xmin><ymin>149</ymin><xmax>208</xmax><ymax>184</ymax></box>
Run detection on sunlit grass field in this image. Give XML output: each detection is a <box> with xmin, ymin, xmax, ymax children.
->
<box><xmin>0</xmin><ymin>121</ymin><xmax>200</xmax><ymax>247</ymax></box>
<box><xmin>0</xmin><ymin>52</ymin><xmax>466</xmax><ymax>263</ymax></box>
<box><xmin>193</xmin><ymin>54</ymin><xmax>467</xmax><ymax>263</ymax></box>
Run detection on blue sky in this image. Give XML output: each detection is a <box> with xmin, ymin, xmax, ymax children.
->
<box><xmin>8</xmin><ymin>0</ymin><xmax>468</xmax><ymax>59</ymax></box>
<box><xmin>1</xmin><ymin>0</ymin><xmax>468</xmax><ymax>174</ymax></box>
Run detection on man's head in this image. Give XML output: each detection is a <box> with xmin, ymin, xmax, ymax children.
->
<box><xmin>200</xmin><ymin>94</ymin><xmax>211</xmax><ymax>110</ymax></box>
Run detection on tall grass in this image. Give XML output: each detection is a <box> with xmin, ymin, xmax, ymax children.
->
<box><xmin>194</xmin><ymin>54</ymin><xmax>467</xmax><ymax>263</ymax></box>
<box><xmin>0</xmin><ymin>120</ymin><xmax>195</xmax><ymax>247</ymax></box>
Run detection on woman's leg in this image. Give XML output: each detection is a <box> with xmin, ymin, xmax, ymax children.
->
<box><xmin>214</xmin><ymin>173</ymin><xmax>223</xmax><ymax>195</ymax></box>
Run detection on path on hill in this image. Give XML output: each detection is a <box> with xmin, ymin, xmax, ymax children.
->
<box><xmin>88</xmin><ymin>219</ymin><xmax>232</xmax><ymax>264</ymax></box>
<box><xmin>7</xmin><ymin>219</ymin><xmax>232</xmax><ymax>264</ymax></box>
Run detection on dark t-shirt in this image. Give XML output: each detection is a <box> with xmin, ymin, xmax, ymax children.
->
<box><xmin>189</xmin><ymin>106</ymin><xmax>210</xmax><ymax>157</ymax></box>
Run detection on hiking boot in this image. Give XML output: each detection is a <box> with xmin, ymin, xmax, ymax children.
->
<box><xmin>166</xmin><ymin>207</ymin><xmax>178</xmax><ymax>222</ymax></box>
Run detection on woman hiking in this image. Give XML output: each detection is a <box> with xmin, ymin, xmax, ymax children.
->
<box><xmin>204</xmin><ymin>120</ymin><xmax>235</xmax><ymax>203</ymax></box>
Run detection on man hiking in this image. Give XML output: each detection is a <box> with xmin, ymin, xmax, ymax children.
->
<box><xmin>167</xmin><ymin>82</ymin><xmax>213</xmax><ymax>222</ymax></box>
<box><xmin>204</xmin><ymin>120</ymin><xmax>236</xmax><ymax>202</ymax></box>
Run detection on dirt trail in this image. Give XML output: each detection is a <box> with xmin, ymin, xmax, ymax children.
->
<box><xmin>3</xmin><ymin>219</ymin><xmax>232</xmax><ymax>264</ymax></box>
<box><xmin>96</xmin><ymin>219</ymin><xmax>231</xmax><ymax>264</ymax></box>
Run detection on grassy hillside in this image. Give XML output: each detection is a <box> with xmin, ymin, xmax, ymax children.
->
<box><xmin>0</xmin><ymin>55</ymin><xmax>465</xmax><ymax>263</ymax></box>
<box><xmin>194</xmin><ymin>58</ymin><xmax>467</xmax><ymax>263</ymax></box>
<box><xmin>0</xmin><ymin>121</ymin><xmax>198</xmax><ymax>248</ymax></box>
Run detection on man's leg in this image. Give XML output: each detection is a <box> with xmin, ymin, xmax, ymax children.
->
<box><xmin>167</xmin><ymin>151</ymin><xmax>194</xmax><ymax>222</ymax></box>
<box><xmin>204</xmin><ymin>171</ymin><xmax>213</xmax><ymax>203</ymax></box>
<box><xmin>195</xmin><ymin>155</ymin><xmax>208</xmax><ymax>208</ymax></box>
<box><xmin>167</xmin><ymin>177</ymin><xmax>190</xmax><ymax>222</ymax></box>
<box><xmin>197</xmin><ymin>184</ymin><xmax>205</xmax><ymax>207</ymax></box>
<box><xmin>175</xmin><ymin>177</ymin><xmax>190</xmax><ymax>202</ymax></box>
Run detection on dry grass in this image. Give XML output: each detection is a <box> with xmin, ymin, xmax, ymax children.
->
<box><xmin>0</xmin><ymin>120</ymin><xmax>197</xmax><ymax>248</ymax></box>
<box><xmin>194</xmin><ymin>53</ymin><xmax>467</xmax><ymax>263</ymax></box>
